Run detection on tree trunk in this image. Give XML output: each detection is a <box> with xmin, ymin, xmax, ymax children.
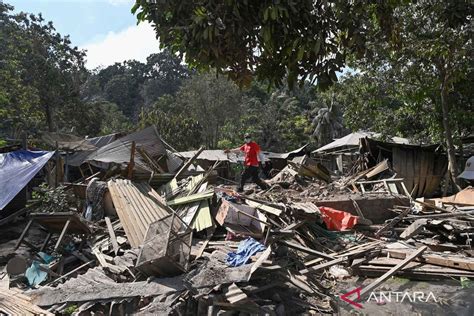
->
<box><xmin>45</xmin><ymin>104</ymin><xmax>54</xmax><ymax>132</ymax></box>
<box><xmin>440</xmin><ymin>75</ymin><xmax>459</xmax><ymax>190</ymax></box>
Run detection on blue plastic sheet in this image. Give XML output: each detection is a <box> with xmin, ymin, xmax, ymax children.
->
<box><xmin>0</xmin><ymin>150</ymin><xmax>54</xmax><ymax>210</ymax></box>
<box><xmin>226</xmin><ymin>237</ymin><xmax>266</xmax><ymax>267</ymax></box>
<box><xmin>25</xmin><ymin>252</ymin><xmax>55</xmax><ymax>286</ymax></box>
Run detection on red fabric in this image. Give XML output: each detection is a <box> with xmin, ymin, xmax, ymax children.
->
<box><xmin>318</xmin><ymin>206</ymin><xmax>359</xmax><ymax>231</ymax></box>
<box><xmin>240</xmin><ymin>142</ymin><xmax>261</xmax><ymax>166</ymax></box>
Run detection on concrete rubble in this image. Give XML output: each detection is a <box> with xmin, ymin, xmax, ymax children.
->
<box><xmin>0</xmin><ymin>126</ymin><xmax>473</xmax><ymax>315</ymax></box>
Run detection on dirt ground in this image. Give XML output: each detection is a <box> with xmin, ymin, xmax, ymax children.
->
<box><xmin>334</xmin><ymin>276</ymin><xmax>474</xmax><ymax>316</ymax></box>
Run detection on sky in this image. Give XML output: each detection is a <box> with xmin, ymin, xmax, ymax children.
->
<box><xmin>8</xmin><ymin>0</ymin><xmax>160</xmax><ymax>69</ymax></box>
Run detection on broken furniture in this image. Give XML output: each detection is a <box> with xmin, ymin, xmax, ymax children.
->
<box><xmin>136</xmin><ymin>213</ymin><xmax>193</xmax><ymax>276</ymax></box>
<box><xmin>14</xmin><ymin>212</ymin><xmax>91</xmax><ymax>252</ymax></box>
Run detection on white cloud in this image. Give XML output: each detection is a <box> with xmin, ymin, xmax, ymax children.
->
<box><xmin>82</xmin><ymin>23</ymin><xmax>159</xmax><ymax>69</ymax></box>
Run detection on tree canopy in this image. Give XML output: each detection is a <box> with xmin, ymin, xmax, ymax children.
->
<box><xmin>132</xmin><ymin>0</ymin><xmax>401</xmax><ymax>88</ymax></box>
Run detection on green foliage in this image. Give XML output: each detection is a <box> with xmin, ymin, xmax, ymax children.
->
<box><xmin>340</xmin><ymin>0</ymin><xmax>473</xmax><ymax>148</ymax></box>
<box><xmin>139</xmin><ymin>74</ymin><xmax>314</xmax><ymax>152</ymax></box>
<box><xmin>34</xmin><ymin>184</ymin><xmax>79</xmax><ymax>213</ymax></box>
<box><xmin>139</xmin><ymin>94</ymin><xmax>202</xmax><ymax>151</ymax></box>
<box><xmin>63</xmin><ymin>304</ymin><xmax>78</xmax><ymax>315</ymax></box>
<box><xmin>82</xmin><ymin>50</ymin><xmax>190</xmax><ymax>120</ymax></box>
<box><xmin>132</xmin><ymin>0</ymin><xmax>403</xmax><ymax>88</ymax></box>
<box><xmin>0</xmin><ymin>2</ymin><xmax>86</xmax><ymax>138</ymax></box>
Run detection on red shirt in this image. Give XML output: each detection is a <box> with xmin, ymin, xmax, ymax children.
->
<box><xmin>240</xmin><ymin>142</ymin><xmax>261</xmax><ymax>166</ymax></box>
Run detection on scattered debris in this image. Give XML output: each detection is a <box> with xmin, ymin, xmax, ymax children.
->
<box><xmin>0</xmin><ymin>126</ymin><xmax>472</xmax><ymax>314</ymax></box>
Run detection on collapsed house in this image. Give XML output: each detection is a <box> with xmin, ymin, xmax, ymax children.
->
<box><xmin>312</xmin><ymin>131</ymin><xmax>448</xmax><ymax>197</ymax></box>
<box><xmin>0</xmin><ymin>126</ymin><xmax>473</xmax><ymax>315</ymax></box>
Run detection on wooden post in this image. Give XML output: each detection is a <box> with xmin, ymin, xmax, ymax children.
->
<box><xmin>14</xmin><ymin>220</ymin><xmax>34</xmax><ymax>250</ymax></box>
<box><xmin>64</xmin><ymin>151</ymin><xmax>69</xmax><ymax>183</ymax></box>
<box><xmin>40</xmin><ymin>233</ymin><xmax>52</xmax><ymax>252</ymax></box>
<box><xmin>54</xmin><ymin>219</ymin><xmax>71</xmax><ymax>251</ymax></box>
<box><xmin>127</xmin><ymin>141</ymin><xmax>136</xmax><ymax>179</ymax></box>
<box><xmin>55</xmin><ymin>141</ymin><xmax>59</xmax><ymax>188</ymax></box>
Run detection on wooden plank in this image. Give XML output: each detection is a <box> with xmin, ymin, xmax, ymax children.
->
<box><xmin>53</xmin><ymin>219</ymin><xmax>71</xmax><ymax>251</ymax></box>
<box><xmin>127</xmin><ymin>141</ymin><xmax>136</xmax><ymax>179</ymax></box>
<box><xmin>283</xmin><ymin>240</ymin><xmax>335</xmax><ymax>260</ymax></box>
<box><xmin>0</xmin><ymin>288</ymin><xmax>53</xmax><ymax>316</ymax></box>
<box><xmin>105</xmin><ymin>217</ymin><xmax>120</xmax><ymax>255</ymax></box>
<box><xmin>375</xmin><ymin>207</ymin><xmax>412</xmax><ymax>238</ymax></box>
<box><xmin>46</xmin><ymin>260</ymin><xmax>95</xmax><ymax>286</ymax></box>
<box><xmin>399</xmin><ymin>219</ymin><xmax>428</xmax><ymax>239</ymax></box>
<box><xmin>14</xmin><ymin>219</ymin><xmax>33</xmax><ymax>250</ymax></box>
<box><xmin>384</xmin><ymin>249</ymin><xmax>474</xmax><ymax>272</ymax></box>
<box><xmin>299</xmin><ymin>257</ymin><xmax>346</xmax><ymax>275</ymax></box>
<box><xmin>245</xmin><ymin>200</ymin><xmax>282</xmax><ymax>216</ymax></box>
<box><xmin>359</xmin><ymin>246</ymin><xmax>427</xmax><ymax>298</ymax></box>
<box><xmin>173</xmin><ymin>146</ymin><xmax>204</xmax><ymax>180</ymax></box>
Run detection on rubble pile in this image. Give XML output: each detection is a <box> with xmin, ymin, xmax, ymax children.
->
<box><xmin>0</xmin><ymin>127</ymin><xmax>473</xmax><ymax>315</ymax></box>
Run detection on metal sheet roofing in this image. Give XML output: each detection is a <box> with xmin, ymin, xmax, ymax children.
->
<box><xmin>87</xmin><ymin>126</ymin><xmax>167</xmax><ymax>171</ymax></box>
<box><xmin>67</xmin><ymin>133</ymin><xmax>121</xmax><ymax>167</ymax></box>
<box><xmin>107</xmin><ymin>179</ymin><xmax>170</xmax><ymax>247</ymax></box>
<box><xmin>313</xmin><ymin>131</ymin><xmax>410</xmax><ymax>153</ymax></box>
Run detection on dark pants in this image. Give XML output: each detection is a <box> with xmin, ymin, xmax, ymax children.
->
<box><xmin>239</xmin><ymin>165</ymin><xmax>268</xmax><ymax>191</ymax></box>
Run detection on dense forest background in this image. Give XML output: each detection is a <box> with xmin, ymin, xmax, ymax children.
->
<box><xmin>0</xmin><ymin>2</ymin><xmax>472</xmax><ymax>156</ymax></box>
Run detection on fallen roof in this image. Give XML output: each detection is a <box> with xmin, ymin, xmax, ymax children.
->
<box><xmin>178</xmin><ymin>145</ymin><xmax>308</xmax><ymax>163</ymax></box>
<box><xmin>313</xmin><ymin>131</ymin><xmax>410</xmax><ymax>153</ymax></box>
<box><xmin>0</xmin><ymin>150</ymin><xmax>54</xmax><ymax>211</ymax></box>
<box><xmin>67</xmin><ymin>133</ymin><xmax>121</xmax><ymax>167</ymax></box>
<box><xmin>40</xmin><ymin>131</ymin><xmax>97</xmax><ymax>151</ymax></box>
<box><xmin>86</xmin><ymin>126</ymin><xmax>167</xmax><ymax>172</ymax></box>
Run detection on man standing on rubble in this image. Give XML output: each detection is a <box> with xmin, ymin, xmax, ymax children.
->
<box><xmin>225</xmin><ymin>133</ymin><xmax>269</xmax><ymax>192</ymax></box>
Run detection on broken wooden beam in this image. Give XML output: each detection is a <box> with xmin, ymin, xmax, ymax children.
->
<box><xmin>359</xmin><ymin>246</ymin><xmax>427</xmax><ymax>298</ymax></box>
<box><xmin>173</xmin><ymin>146</ymin><xmax>204</xmax><ymax>180</ymax></box>
<box><xmin>282</xmin><ymin>240</ymin><xmax>335</xmax><ymax>260</ymax></box>
<box><xmin>299</xmin><ymin>257</ymin><xmax>346</xmax><ymax>275</ymax></box>
<box><xmin>105</xmin><ymin>216</ymin><xmax>120</xmax><ymax>255</ymax></box>
<box><xmin>384</xmin><ymin>249</ymin><xmax>474</xmax><ymax>272</ymax></box>
<box><xmin>399</xmin><ymin>219</ymin><xmax>428</xmax><ymax>239</ymax></box>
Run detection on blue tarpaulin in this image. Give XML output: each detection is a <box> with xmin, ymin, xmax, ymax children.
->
<box><xmin>226</xmin><ymin>237</ymin><xmax>266</xmax><ymax>267</ymax></box>
<box><xmin>0</xmin><ymin>150</ymin><xmax>54</xmax><ymax>211</ymax></box>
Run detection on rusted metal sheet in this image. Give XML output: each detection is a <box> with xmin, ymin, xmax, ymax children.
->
<box><xmin>107</xmin><ymin>179</ymin><xmax>170</xmax><ymax>247</ymax></box>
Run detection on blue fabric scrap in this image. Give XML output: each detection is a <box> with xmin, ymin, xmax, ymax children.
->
<box><xmin>226</xmin><ymin>237</ymin><xmax>266</xmax><ymax>267</ymax></box>
<box><xmin>25</xmin><ymin>261</ymin><xmax>48</xmax><ymax>286</ymax></box>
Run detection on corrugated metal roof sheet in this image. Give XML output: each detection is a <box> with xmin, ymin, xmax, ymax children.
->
<box><xmin>87</xmin><ymin>126</ymin><xmax>167</xmax><ymax>171</ymax></box>
<box><xmin>313</xmin><ymin>131</ymin><xmax>410</xmax><ymax>153</ymax></box>
<box><xmin>67</xmin><ymin>133</ymin><xmax>121</xmax><ymax>167</ymax></box>
<box><xmin>41</xmin><ymin>131</ymin><xmax>97</xmax><ymax>151</ymax></box>
<box><xmin>178</xmin><ymin>146</ymin><xmax>308</xmax><ymax>163</ymax></box>
<box><xmin>107</xmin><ymin>179</ymin><xmax>170</xmax><ymax>247</ymax></box>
